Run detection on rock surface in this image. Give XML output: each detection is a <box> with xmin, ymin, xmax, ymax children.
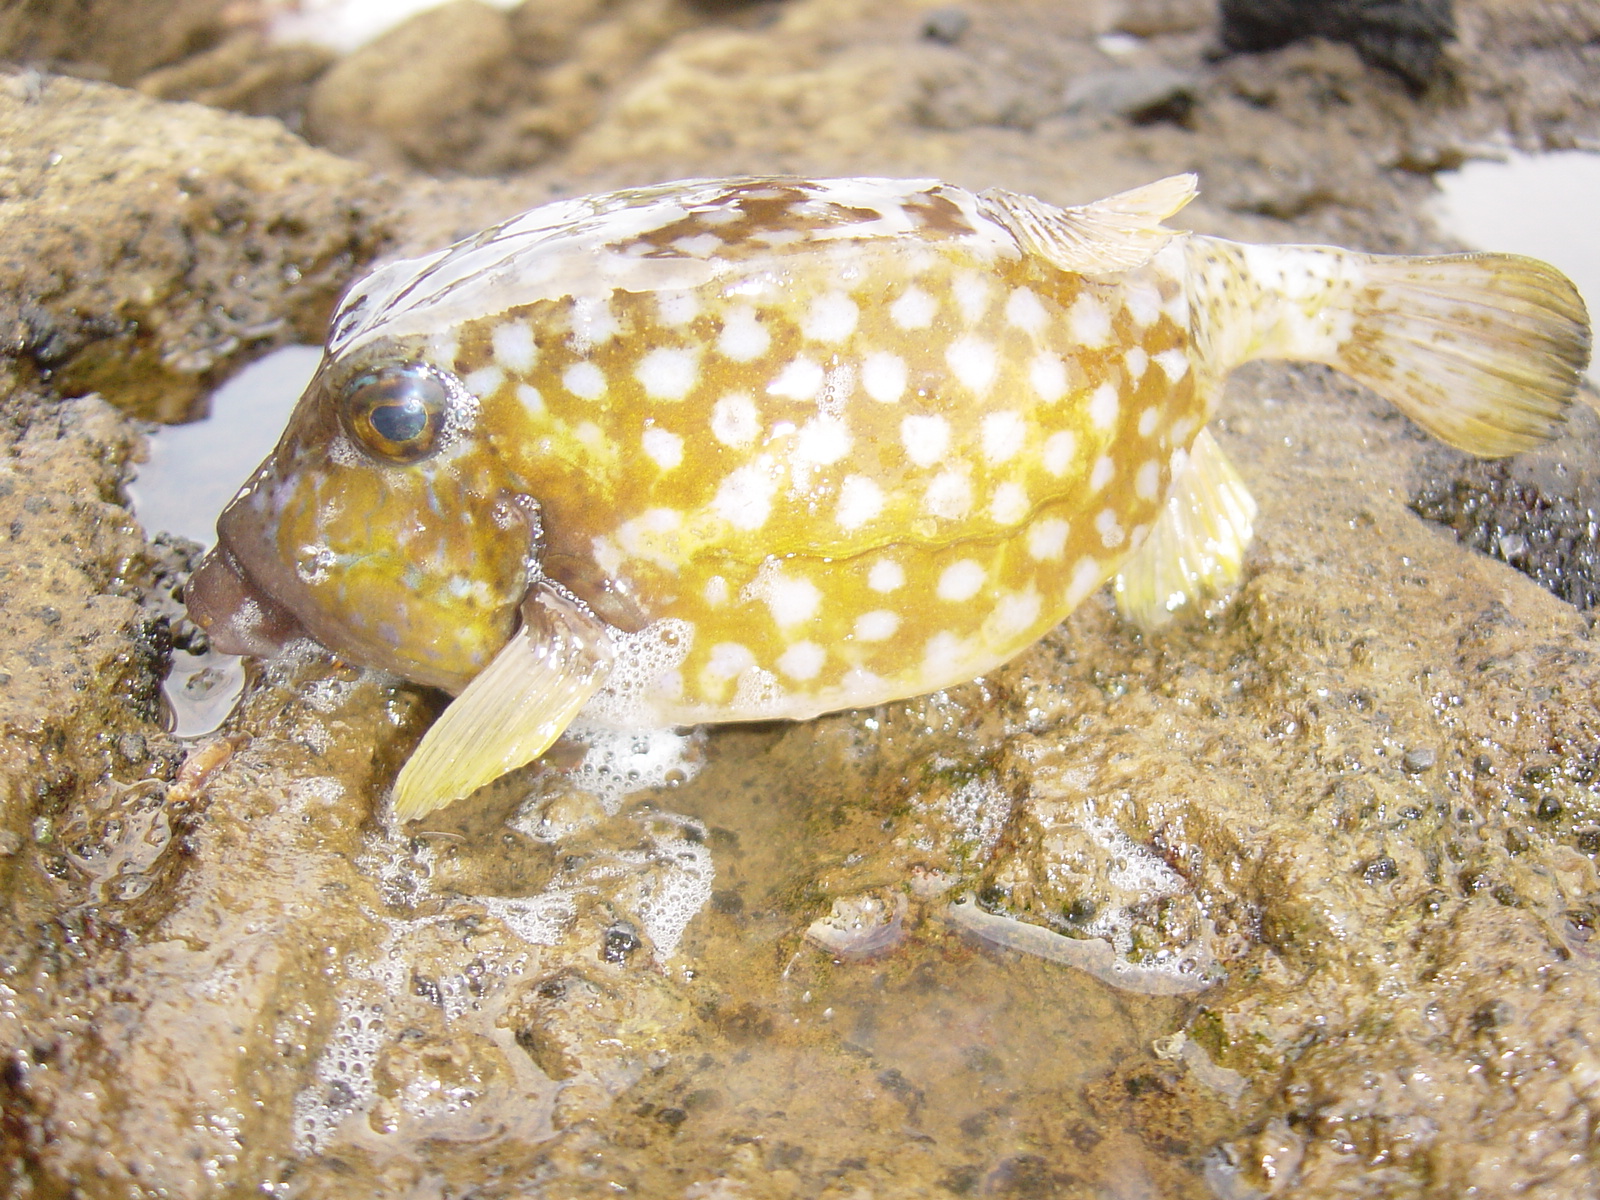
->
<box><xmin>2</xmin><ymin>2</ymin><xmax>1600</xmax><ymax>1197</ymax></box>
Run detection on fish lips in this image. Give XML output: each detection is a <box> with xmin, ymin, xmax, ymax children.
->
<box><xmin>185</xmin><ymin>541</ymin><xmax>310</xmax><ymax>659</ymax></box>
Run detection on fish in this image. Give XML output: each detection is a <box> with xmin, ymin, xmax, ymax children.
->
<box><xmin>184</xmin><ymin>174</ymin><xmax>1591</xmax><ymax>819</ymax></box>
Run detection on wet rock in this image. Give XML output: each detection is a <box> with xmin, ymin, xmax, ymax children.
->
<box><xmin>1411</xmin><ymin>456</ymin><xmax>1600</xmax><ymax>611</ymax></box>
<box><xmin>4</xmin><ymin>0</ymin><xmax>1600</xmax><ymax>1196</ymax></box>
<box><xmin>0</xmin><ymin>74</ymin><xmax>384</xmax><ymax>421</ymax></box>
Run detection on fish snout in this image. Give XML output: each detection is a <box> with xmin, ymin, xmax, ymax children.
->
<box><xmin>185</xmin><ymin>544</ymin><xmax>307</xmax><ymax>658</ymax></box>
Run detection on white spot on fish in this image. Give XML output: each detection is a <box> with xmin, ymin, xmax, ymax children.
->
<box><xmin>988</xmin><ymin>481</ymin><xmax>1029</xmax><ymax>525</ymax></box>
<box><xmin>1066</xmin><ymin>556</ymin><xmax>1103</xmax><ymax>607</ymax></box>
<box><xmin>1125</xmin><ymin>346</ymin><xmax>1149</xmax><ymax>383</ymax></box>
<box><xmin>1089</xmin><ymin>455</ymin><xmax>1115</xmax><ymax>492</ymax></box>
<box><xmin>718</xmin><ymin>305</ymin><xmax>770</xmax><ymax>362</ymax></box>
<box><xmin>1042</xmin><ymin>430</ymin><xmax>1077</xmax><ymax>477</ymax></box>
<box><xmin>938</xmin><ymin>559</ymin><xmax>986</xmax><ymax>601</ymax></box>
<box><xmin>769</xmin><ymin>356</ymin><xmax>825</xmax><ymax>400</ymax></box>
<box><xmin>1137</xmin><ymin>404</ymin><xmax>1159</xmax><ymax>437</ymax></box>
<box><xmin>778</xmin><ymin>641</ymin><xmax>825</xmax><ymax>681</ymax></box>
<box><xmin>981</xmin><ymin>410</ymin><xmax>1026</xmax><ymax>464</ymax></box>
<box><xmin>1027</xmin><ymin>517</ymin><xmax>1069</xmax><ymax>560</ymax></box>
<box><xmin>713</xmin><ymin>460</ymin><xmax>777</xmax><ymax>530</ymax></box>
<box><xmin>923</xmin><ymin>631</ymin><xmax>967</xmax><ymax>677</ymax></box>
<box><xmin>705</xmin><ymin>641</ymin><xmax>755</xmax><ymax>680</ymax></box>
<box><xmin>804</xmin><ymin>291</ymin><xmax>859</xmax><ymax>343</ymax></box>
<box><xmin>1135</xmin><ymin>458</ymin><xmax>1160</xmax><ymax>500</ymax></box>
<box><xmin>1005</xmin><ymin>286</ymin><xmax>1048</xmax><ymax>333</ymax></box>
<box><xmin>947</xmin><ymin>336</ymin><xmax>998</xmax><ymax>394</ymax></box>
<box><xmin>464</xmin><ymin>365</ymin><xmax>504</xmax><ymax>397</ymax></box>
<box><xmin>1030</xmin><ymin>352</ymin><xmax>1067</xmax><ymax>402</ymax></box>
<box><xmin>1123</xmin><ymin>281</ymin><xmax>1162</xmax><ymax>327</ymax></box>
<box><xmin>901</xmin><ymin>414</ymin><xmax>950</xmax><ymax>467</ymax></box>
<box><xmin>563</xmin><ymin>361</ymin><xmax>606</xmax><ymax>400</ymax></box>
<box><xmin>516</xmin><ymin>383</ymin><xmax>544</xmax><ymax>413</ymax></box>
<box><xmin>1154</xmin><ymin>347</ymin><xmax>1190</xmax><ymax>382</ymax></box>
<box><xmin>569</xmin><ymin>295</ymin><xmax>619</xmax><ymax>350</ymax></box>
<box><xmin>836</xmin><ymin>474</ymin><xmax>884</xmax><ymax>530</ymax></box>
<box><xmin>794</xmin><ymin>417</ymin><xmax>852</xmax><ymax>467</ymax></box>
<box><xmin>890</xmin><ymin>284</ymin><xmax>936</xmax><ymax>330</ymax></box>
<box><xmin>1096</xmin><ymin>507</ymin><xmax>1125</xmax><ymax>548</ymax></box>
<box><xmin>492</xmin><ymin>323</ymin><xmax>536</xmax><ymax>373</ymax></box>
<box><xmin>994</xmin><ymin>589</ymin><xmax>1042</xmax><ymax>635</ymax></box>
<box><xmin>758</xmin><ymin>570</ymin><xmax>821</xmax><ymax>627</ymax></box>
<box><xmin>711</xmin><ymin>392</ymin><xmax>760</xmax><ymax>448</ymax></box>
<box><xmin>854</xmin><ymin>610</ymin><xmax>899</xmax><ymax>641</ymax></box>
<box><xmin>703</xmin><ymin>575</ymin><xmax>730</xmax><ymax>606</ymax></box>
<box><xmin>674</xmin><ymin>231</ymin><xmax>722</xmax><ymax>257</ymax></box>
<box><xmin>862</xmin><ymin>351</ymin><xmax>908</xmax><ymax>403</ymax></box>
<box><xmin>642</xmin><ymin>426</ymin><xmax>683</xmax><ymax>469</ymax></box>
<box><xmin>1068</xmin><ymin>293</ymin><xmax>1112</xmax><ymax>347</ymax></box>
<box><xmin>657</xmin><ymin>289</ymin><xmax>700</xmax><ymax>326</ymax></box>
<box><xmin>868</xmin><ymin>558</ymin><xmax>904</xmax><ymax>593</ymax></box>
<box><xmin>952</xmin><ymin>271</ymin><xmax>991</xmax><ymax>323</ymax></box>
<box><xmin>1088</xmin><ymin>382</ymin><xmax>1119</xmax><ymax>429</ymax></box>
<box><xmin>636</xmin><ymin>347</ymin><xmax>699</xmax><ymax>400</ymax></box>
<box><xmin>925</xmin><ymin>470</ymin><xmax>973</xmax><ymax>520</ymax></box>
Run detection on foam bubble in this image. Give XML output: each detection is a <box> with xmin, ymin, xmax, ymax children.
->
<box><xmin>291</xmin><ymin>999</ymin><xmax>385</xmax><ymax>1153</ymax></box>
<box><xmin>631</xmin><ymin>814</ymin><xmax>714</xmax><ymax>962</ymax></box>
<box><xmin>581</xmin><ymin>618</ymin><xmax>693</xmax><ymax>727</ymax></box>
<box><xmin>559</xmin><ymin>723</ymin><xmax>704</xmax><ymax>815</ymax></box>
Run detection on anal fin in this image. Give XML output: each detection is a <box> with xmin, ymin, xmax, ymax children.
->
<box><xmin>1114</xmin><ymin>428</ymin><xmax>1257</xmax><ymax>630</ymax></box>
<box><xmin>393</xmin><ymin>584</ymin><xmax>615</xmax><ymax>820</ymax></box>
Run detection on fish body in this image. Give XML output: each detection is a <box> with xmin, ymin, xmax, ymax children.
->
<box><xmin>187</xmin><ymin>175</ymin><xmax>1590</xmax><ymax>816</ymax></box>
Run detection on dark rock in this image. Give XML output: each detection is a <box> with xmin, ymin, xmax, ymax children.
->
<box><xmin>1220</xmin><ymin>0</ymin><xmax>1455</xmax><ymax>90</ymax></box>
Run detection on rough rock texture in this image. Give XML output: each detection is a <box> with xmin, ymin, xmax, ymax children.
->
<box><xmin>0</xmin><ymin>75</ymin><xmax>385</xmax><ymax>422</ymax></box>
<box><xmin>2</xmin><ymin>1</ymin><xmax>1600</xmax><ymax>1197</ymax></box>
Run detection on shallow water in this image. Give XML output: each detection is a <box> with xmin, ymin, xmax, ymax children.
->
<box><xmin>1431</xmin><ymin>150</ymin><xmax>1600</xmax><ymax>384</ymax></box>
<box><xmin>125</xmin><ymin>344</ymin><xmax>320</xmax><ymax>547</ymax></box>
<box><xmin>270</xmin><ymin>0</ymin><xmax>521</xmax><ymax>52</ymax></box>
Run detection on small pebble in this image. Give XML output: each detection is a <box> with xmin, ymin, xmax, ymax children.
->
<box><xmin>922</xmin><ymin>7</ymin><xmax>971</xmax><ymax>44</ymax></box>
<box><xmin>1402</xmin><ymin>747</ymin><xmax>1436</xmax><ymax>773</ymax></box>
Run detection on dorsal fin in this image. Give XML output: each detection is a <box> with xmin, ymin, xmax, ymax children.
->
<box><xmin>979</xmin><ymin>173</ymin><xmax>1197</xmax><ymax>276</ymax></box>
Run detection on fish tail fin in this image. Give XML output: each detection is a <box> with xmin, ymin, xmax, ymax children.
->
<box><xmin>1331</xmin><ymin>251</ymin><xmax>1590</xmax><ymax>456</ymax></box>
<box><xmin>1189</xmin><ymin>238</ymin><xmax>1590</xmax><ymax>457</ymax></box>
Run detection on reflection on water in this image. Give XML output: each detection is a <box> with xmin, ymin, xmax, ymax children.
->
<box><xmin>125</xmin><ymin>343</ymin><xmax>319</xmax><ymax>547</ymax></box>
<box><xmin>126</xmin><ymin>345</ymin><xmax>318</xmax><ymax>736</ymax></box>
<box><xmin>1431</xmin><ymin>150</ymin><xmax>1600</xmax><ymax>384</ymax></box>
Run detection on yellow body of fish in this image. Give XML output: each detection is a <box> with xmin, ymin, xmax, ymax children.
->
<box><xmin>186</xmin><ymin>175</ymin><xmax>1590</xmax><ymax>818</ymax></box>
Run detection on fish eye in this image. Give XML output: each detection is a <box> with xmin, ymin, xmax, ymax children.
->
<box><xmin>340</xmin><ymin>363</ymin><xmax>451</xmax><ymax>465</ymax></box>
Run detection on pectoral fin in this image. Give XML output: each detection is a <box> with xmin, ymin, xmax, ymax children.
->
<box><xmin>1114</xmin><ymin>428</ymin><xmax>1257</xmax><ymax>630</ymax></box>
<box><xmin>392</xmin><ymin>584</ymin><xmax>615</xmax><ymax>820</ymax></box>
<box><xmin>980</xmin><ymin>173</ymin><xmax>1197</xmax><ymax>275</ymax></box>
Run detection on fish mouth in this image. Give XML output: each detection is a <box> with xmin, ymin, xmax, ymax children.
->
<box><xmin>185</xmin><ymin>542</ymin><xmax>311</xmax><ymax>658</ymax></box>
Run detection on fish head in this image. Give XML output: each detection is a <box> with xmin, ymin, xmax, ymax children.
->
<box><xmin>187</xmin><ymin>336</ymin><xmax>540</xmax><ymax>692</ymax></box>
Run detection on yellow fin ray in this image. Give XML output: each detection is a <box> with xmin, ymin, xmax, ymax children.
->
<box><xmin>392</xmin><ymin>586</ymin><xmax>614</xmax><ymax>820</ymax></box>
<box><xmin>1114</xmin><ymin>428</ymin><xmax>1257</xmax><ymax>630</ymax></box>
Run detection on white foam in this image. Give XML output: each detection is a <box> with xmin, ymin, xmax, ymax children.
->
<box><xmin>291</xmin><ymin>999</ymin><xmax>385</xmax><ymax>1152</ymax></box>
<box><xmin>559</xmin><ymin>723</ymin><xmax>705</xmax><ymax>815</ymax></box>
<box><xmin>630</xmin><ymin>814</ymin><xmax>715</xmax><ymax>962</ymax></box>
<box><xmin>580</xmin><ymin>618</ymin><xmax>694</xmax><ymax>727</ymax></box>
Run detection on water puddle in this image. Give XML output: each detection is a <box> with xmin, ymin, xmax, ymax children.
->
<box><xmin>269</xmin><ymin>0</ymin><xmax>522</xmax><ymax>52</ymax></box>
<box><xmin>126</xmin><ymin>344</ymin><xmax>320</xmax><ymax>548</ymax></box>
<box><xmin>125</xmin><ymin>345</ymin><xmax>320</xmax><ymax>736</ymax></box>
<box><xmin>1431</xmin><ymin>150</ymin><xmax>1600</xmax><ymax>384</ymax></box>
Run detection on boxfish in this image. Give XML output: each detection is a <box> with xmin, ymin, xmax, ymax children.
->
<box><xmin>185</xmin><ymin>175</ymin><xmax>1591</xmax><ymax>817</ymax></box>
